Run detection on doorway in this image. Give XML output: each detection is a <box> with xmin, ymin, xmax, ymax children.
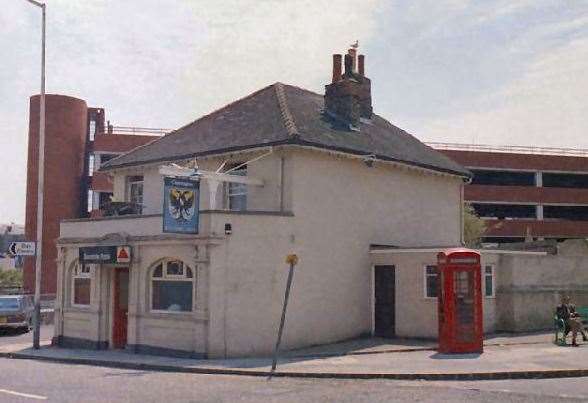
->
<box><xmin>374</xmin><ymin>265</ymin><xmax>395</xmax><ymax>338</ymax></box>
<box><xmin>112</xmin><ymin>267</ymin><xmax>129</xmax><ymax>349</ymax></box>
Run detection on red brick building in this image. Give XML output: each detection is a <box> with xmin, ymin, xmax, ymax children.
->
<box><xmin>24</xmin><ymin>94</ymin><xmax>163</xmax><ymax>296</ymax></box>
<box><xmin>431</xmin><ymin>143</ymin><xmax>588</xmax><ymax>243</ymax></box>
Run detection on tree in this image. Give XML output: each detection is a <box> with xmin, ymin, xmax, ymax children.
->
<box><xmin>463</xmin><ymin>203</ymin><xmax>487</xmax><ymax>248</ymax></box>
<box><xmin>0</xmin><ymin>270</ymin><xmax>23</xmax><ymax>288</ymax></box>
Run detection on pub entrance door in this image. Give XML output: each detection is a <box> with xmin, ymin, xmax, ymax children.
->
<box><xmin>374</xmin><ymin>265</ymin><xmax>396</xmax><ymax>338</ymax></box>
<box><xmin>112</xmin><ymin>267</ymin><xmax>129</xmax><ymax>349</ymax></box>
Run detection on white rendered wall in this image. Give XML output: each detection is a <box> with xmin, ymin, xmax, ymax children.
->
<box><xmin>281</xmin><ymin>149</ymin><xmax>463</xmax><ymax>347</ymax></box>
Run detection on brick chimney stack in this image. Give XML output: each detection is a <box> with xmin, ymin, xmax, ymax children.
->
<box><xmin>324</xmin><ymin>46</ymin><xmax>372</xmax><ymax>128</ymax></box>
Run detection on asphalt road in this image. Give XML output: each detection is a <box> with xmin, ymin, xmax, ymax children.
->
<box><xmin>1</xmin><ymin>358</ymin><xmax>588</xmax><ymax>402</ymax></box>
<box><xmin>0</xmin><ymin>324</ymin><xmax>53</xmax><ymax>347</ymax></box>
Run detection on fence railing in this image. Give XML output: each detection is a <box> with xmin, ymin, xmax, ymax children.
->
<box><xmin>104</xmin><ymin>125</ymin><xmax>170</xmax><ymax>136</ymax></box>
<box><xmin>426</xmin><ymin>142</ymin><xmax>588</xmax><ymax>157</ymax></box>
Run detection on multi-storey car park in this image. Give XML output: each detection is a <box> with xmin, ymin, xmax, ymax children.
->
<box><xmin>430</xmin><ymin>142</ymin><xmax>588</xmax><ymax>244</ymax></box>
<box><xmin>24</xmin><ymin>94</ymin><xmax>164</xmax><ymax>296</ymax></box>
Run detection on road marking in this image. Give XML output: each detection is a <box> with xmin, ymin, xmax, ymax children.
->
<box><xmin>0</xmin><ymin>389</ymin><xmax>47</xmax><ymax>400</ymax></box>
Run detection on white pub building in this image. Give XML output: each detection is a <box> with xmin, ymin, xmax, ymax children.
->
<box><xmin>54</xmin><ymin>49</ymin><xmax>472</xmax><ymax>358</ymax></box>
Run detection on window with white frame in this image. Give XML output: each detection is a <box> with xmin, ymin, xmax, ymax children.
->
<box><xmin>71</xmin><ymin>262</ymin><xmax>92</xmax><ymax>306</ymax></box>
<box><xmin>151</xmin><ymin>259</ymin><xmax>194</xmax><ymax>312</ymax></box>
<box><xmin>126</xmin><ymin>175</ymin><xmax>144</xmax><ymax>213</ymax></box>
<box><xmin>484</xmin><ymin>265</ymin><xmax>495</xmax><ymax>297</ymax></box>
<box><xmin>227</xmin><ymin>165</ymin><xmax>247</xmax><ymax>211</ymax></box>
<box><xmin>89</xmin><ymin>120</ymin><xmax>96</xmax><ymax>141</ymax></box>
<box><xmin>88</xmin><ymin>154</ymin><xmax>95</xmax><ymax>176</ymax></box>
<box><xmin>424</xmin><ymin>265</ymin><xmax>438</xmax><ymax>298</ymax></box>
<box><xmin>87</xmin><ymin>189</ymin><xmax>94</xmax><ymax>213</ymax></box>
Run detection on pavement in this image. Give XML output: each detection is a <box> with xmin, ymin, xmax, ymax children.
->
<box><xmin>283</xmin><ymin>331</ymin><xmax>553</xmax><ymax>358</ymax></box>
<box><xmin>0</xmin><ymin>324</ymin><xmax>53</xmax><ymax>346</ymax></box>
<box><xmin>3</xmin><ymin>330</ymin><xmax>588</xmax><ymax>381</ymax></box>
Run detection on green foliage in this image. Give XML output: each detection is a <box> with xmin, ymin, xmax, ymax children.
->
<box><xmin>463</xmin><ymin>203</ymin><xmax>487</xmax><ymax>248</ymax></box>
<box><xmin>0</xmin><ymin>270</ymin><xmax>23</xmax><ymax>288</ymax></box>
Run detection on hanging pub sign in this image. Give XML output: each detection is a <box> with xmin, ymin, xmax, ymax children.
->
<box><xmin>163</xmin><ymin>176</ymin><xmax>200</xmax><ymax>234</ymax></box>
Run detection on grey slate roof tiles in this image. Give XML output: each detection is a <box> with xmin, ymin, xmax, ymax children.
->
<box><xmin>101</xmin><ymin>83</ymin><xmax>470</xmax><ymax>178</ymax></box>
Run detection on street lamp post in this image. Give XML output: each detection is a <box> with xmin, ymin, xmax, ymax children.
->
<box><xmin>25</xmin><ymin>0</ymin><xmax>46</xmax><ymax>350</ymax></box>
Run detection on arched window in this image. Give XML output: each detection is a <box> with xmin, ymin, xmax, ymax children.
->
<box><xmin>151</xmin><ymin>259</ymin><xmax>194</xmax><ymax>312</ymax></box>
<box><xmin>71</xmin><ymin>261</ymin><xmax>93</xmax><ymax>306</ymax></box>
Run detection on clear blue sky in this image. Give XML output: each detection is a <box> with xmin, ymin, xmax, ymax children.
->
<box><xmin>2</xmin><ymin>0</ymin><xmax>588</xmax><ymax>225</ymax></box>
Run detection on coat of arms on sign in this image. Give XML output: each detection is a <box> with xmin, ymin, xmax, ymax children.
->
<box><xmin>168</xmin><ymin>188</ymin><xmax>195</xmax><ymax>221</ymax></box>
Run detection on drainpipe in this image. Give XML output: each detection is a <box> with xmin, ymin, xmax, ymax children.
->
<box><xmin>97</xmin><ymin>263</ymin><xmax>102</xmax><ymax>348</ymax></box>
<box><xmin>279</xmin><ymin>156</ymin><xmax>285</xmax><ymax>212</ymax></box>
<box><xmin>59</xmin><ymin>248</ymin><xmax>66</xmax><ymax>343</ymax></box>
<box><xmin>460</xmin><ymin>181</ymin><xmax>465</xmax><ymax>246</ymax></box>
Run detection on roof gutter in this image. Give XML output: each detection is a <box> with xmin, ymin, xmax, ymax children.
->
<box><xmin>100</xmin><ymin>139</ymin><xmax>471</xmax><ymax>180</ymax></box>
<box><xmin>289</xmin><ymin>140</ymin><xmax>471</xmax><ymax>180</ymax></box>
<box><xmin>98</xmin><ymin>141</ymin><xmax>290</xmax><ymax>173</ymax></box>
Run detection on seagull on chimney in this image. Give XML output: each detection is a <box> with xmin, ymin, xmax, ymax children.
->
<box><xmin>350</xmin><ymin>40</ymin><xmax>359</xmax><ymax>49</ymax></box>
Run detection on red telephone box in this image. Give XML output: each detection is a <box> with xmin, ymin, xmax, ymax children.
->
<box><xmin>437</xmin><ymin>248</ymin><xmax>483</xmax><ymax>354</ymax></box>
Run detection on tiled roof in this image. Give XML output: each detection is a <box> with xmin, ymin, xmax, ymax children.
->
<box><xmin>101</xmin><ymin>83</ymin><xmax>470</xmax><ymax>177</ymax></box>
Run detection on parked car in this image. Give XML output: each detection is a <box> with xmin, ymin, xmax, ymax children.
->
<box><xmin>0</xmin><ymin>295</ymin><xmax>34</xmax><ymax>332</ymax></box>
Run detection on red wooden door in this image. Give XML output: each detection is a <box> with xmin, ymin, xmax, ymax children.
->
<box><xmin>112</xmin><ymin>267</ymin><xmax>129</xmax><ymax>349</ymax></box>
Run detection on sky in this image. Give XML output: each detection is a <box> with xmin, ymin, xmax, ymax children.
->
<box><xmin>2</xmin><ymin>0</ymin><xmax>588</xmax><ymax>225</ymax></box>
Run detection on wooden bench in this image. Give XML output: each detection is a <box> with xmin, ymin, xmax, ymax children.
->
<box><xmin>554</xmin><ymin>306</ymin><xmax>588</xmax><ymax>345</ymax></box>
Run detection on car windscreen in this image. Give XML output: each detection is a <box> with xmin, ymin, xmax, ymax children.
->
<box><xmin>0</xmin><ymin>298</ymin><xmax>20</xmax><ymax>310</ymax></box>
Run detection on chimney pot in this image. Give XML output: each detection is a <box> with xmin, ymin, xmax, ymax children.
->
<box><xmin>358</xmin><ymin>55</ymin><xmax>365</xmax><ymax>76</ymax></box>
<box><xmin>332</xmin><ymin>54</ymin><xmax>342</xmax><ymax>83</ymax></box>
<box><xmin>348</xmin><ymin>48</ymin><xmax>357</xmax><ymax>73</ymax></box>
<box><xmin>344</xmin><ymin>54</ymin><xmax>353</xmax><ymax>76</ymax></box>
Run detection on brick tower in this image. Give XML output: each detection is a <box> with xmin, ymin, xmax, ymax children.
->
<box><xmin>24</xmin><ymin>94</ymin><xmax>88</xmax><ymax>296</ymax></box>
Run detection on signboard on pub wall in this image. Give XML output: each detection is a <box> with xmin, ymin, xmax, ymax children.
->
<box><xmin>79</xmin><ymin>246</ymin><xmax>132</xmax><ymax>264</ymax></box>
<box><xmin>116</xmin><ymin>246</ymin><xmax>132</xmax><ymax>263</ymax></box>
<box><xmin>163</xmin><ymin>177</ymin><xmax>200</xmax><ymax>234</ymax></box>
<box><xmin>79</xmin><ymin>246</ymin><xmax>117</xmax><ymax>264</ymax></box>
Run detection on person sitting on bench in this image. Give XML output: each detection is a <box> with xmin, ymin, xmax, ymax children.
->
<box><xmin>557</xmin><ymin>295</ymin><xmax>588</xmax><ymax>346</ymax></box>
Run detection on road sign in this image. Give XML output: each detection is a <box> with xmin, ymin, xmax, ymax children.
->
<box><xmin>8</xmin><ymin>242</ymin><xmax>36</xmax><ymax>256</ymax></box>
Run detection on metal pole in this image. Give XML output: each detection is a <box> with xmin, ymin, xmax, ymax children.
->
<box><xmin>269</xmin><ymin>255</ymin><xmax>298</xmax><ymax>379</ymax></box>
<box><xmin>32</xmin><ymin>1</ymin><xmax>46</xmax><ymax>350</ymax></box>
